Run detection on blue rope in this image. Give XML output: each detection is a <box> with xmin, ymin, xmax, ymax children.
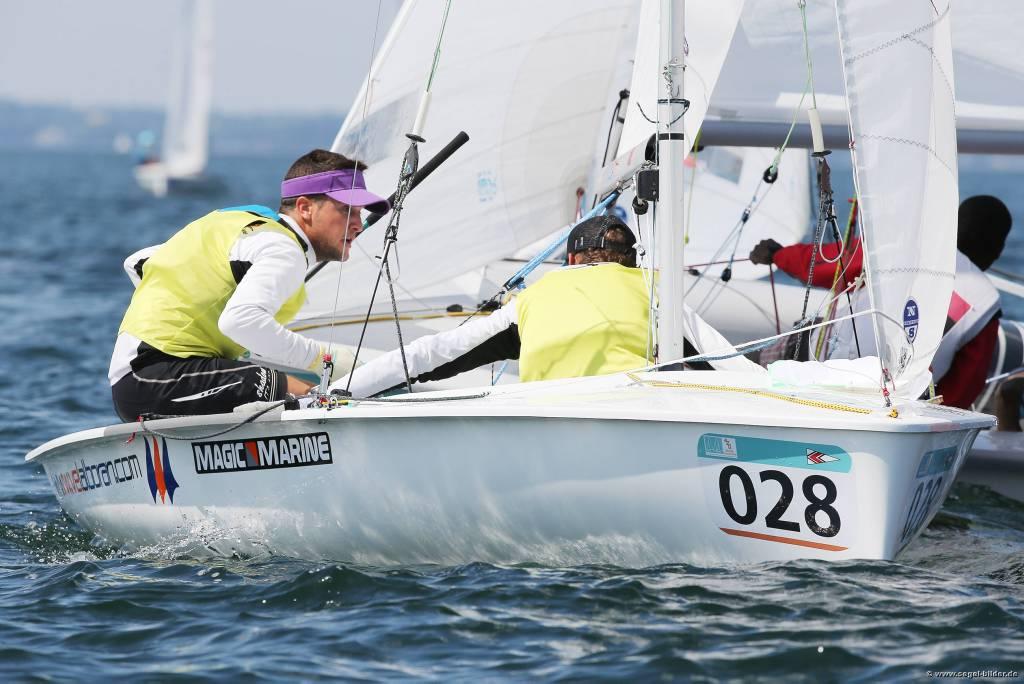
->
<box><xmin>502</xmin><ymin>191</ymin><xmax>621</xmax><ymax>291</ymax></box>
<box><xmin>491</xmin><ymin>359</ymin><xmax>510</xmax><ymax>385</ymax></box>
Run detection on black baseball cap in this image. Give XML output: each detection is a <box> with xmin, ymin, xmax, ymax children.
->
<box><xmin>566</xmin><ymin>215</ymin><xmax>637</xmax><ymax>255</ymax></box>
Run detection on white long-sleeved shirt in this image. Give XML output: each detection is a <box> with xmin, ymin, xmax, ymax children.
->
<box><xmin>334</xmin><ymin>300</ymin><xmax>520</xmax><ymax>397</ymax></box>
<box><xmin>333</xmin><ymin>266</ymin><xmax>763</xmax><ymax>397</ymax></box>
<box><xmin>109</xmin><ymin>213</ymin><xmax>328</xmax><ymax>385</ymax></box>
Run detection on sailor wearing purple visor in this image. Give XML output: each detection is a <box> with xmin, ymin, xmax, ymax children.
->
<box><xmin>109</xmin><ymin>149</ymin><xmax>390</xmax><ymax>420</ymax></box>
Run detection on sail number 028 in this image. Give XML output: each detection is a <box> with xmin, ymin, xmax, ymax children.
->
<box><xmin>718</xmin><ymin>465</ymin><xmax>841</xmax><ymax>537</ymax></box>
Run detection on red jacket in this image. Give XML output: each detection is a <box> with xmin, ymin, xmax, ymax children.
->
<box><xmin>771</xmin><ymin>240</ymin><xmax>998</xmax><ymax>409</ymax></box>
<box><xmin>773</xmin><ymin>239</ymin><xmax>864</xmax><ymax>290</ymax></box>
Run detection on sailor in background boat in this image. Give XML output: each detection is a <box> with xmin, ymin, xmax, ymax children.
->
<box><xmin>749</xmin><ymin>195</ymin><xmax>1012</xmax><ymax>409</ymax></box>
<box><xmin>995</xmin><ymin>368</ymin><xmax>1024</xmax><ymax>431</ymax></box>
<box><xmin>109</xmin><ymin>149</ymin><xmax>390</xmax><ymax>420</ymax></box>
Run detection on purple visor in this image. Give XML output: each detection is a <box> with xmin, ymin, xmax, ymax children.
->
<box><xmin>280</xmin><ymin>169</ymin><xmax>390</xmax><ymax>214</ymax></box>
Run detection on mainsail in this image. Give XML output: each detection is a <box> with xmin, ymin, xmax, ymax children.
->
<box><xmin>162</xmin><ymin>0</ymin><xmax>213</xmax><ymax>178</ymax></box>
<box><xmin>835</xmin><ymin>0</ymin><xmax>959</xmax><ymax>399</ymax></box>
<box><xmin>706</xmin><ymin>0</ymin><xmax>1024</xmax><ymax>152</ymax></box>
<box><xmin>305</xmin><ymin>0</ymin><xmax>639</xmax><ymax>318</ymax></box>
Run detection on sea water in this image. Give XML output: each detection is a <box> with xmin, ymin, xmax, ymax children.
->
<box><xmin>1</xmin><ymin>150</ymin><xmax>1022</xmax><ymax>680</ymax></box>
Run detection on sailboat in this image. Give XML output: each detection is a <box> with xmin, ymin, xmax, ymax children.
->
<box><xmin>134</xmin><ymin>0</ymin><xmax>217</xmax><ymax>197</ymax></box>
<box><xmin>27</xmin><ymin>0</ymin><xmax>1003</xmax><ymax>564</ymax></box>
<box><xmin>297</xmin><ymin>0</ymin><xmax>1024</xmax><ymax>494</ymax></box>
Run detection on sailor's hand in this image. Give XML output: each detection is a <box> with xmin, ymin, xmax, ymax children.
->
<box><xmin>749</xmin><ymin>238</ymin><xmax>783</xmax><ymax>265</ymax></box>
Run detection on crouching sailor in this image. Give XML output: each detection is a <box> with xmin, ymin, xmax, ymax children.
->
<box><xmin>334</xmin><ymin>215</ymin><xmax>759</xmax><ymax>397</ymax></box>
<box><xmin>109</xmin><ymin>149</ymin><xmax>390</xmax><ymax>420</ymax></box>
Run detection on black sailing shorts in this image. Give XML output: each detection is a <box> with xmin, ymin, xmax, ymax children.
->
<box><xmin>111</xmin><ymin>350</ymin><xmax>288</xmax><ymax>422</ymax></box>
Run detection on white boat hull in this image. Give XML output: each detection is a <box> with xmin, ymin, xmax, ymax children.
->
<box><xmin>133</xmin><ymin>163</ymin><xmax>170</xmax><ymax>197</ymax></box>
<box><xmin>134</xmin><ymin>163</ymin><xmax>222</xmax><ymax>198</ymax></box>
<box><xmin>294</xmin><ymin>272</ymin><xmax>1022</xmax><ymax>500</ymax></box>
<box><xmin>28</xmin><ymin>373</ymin><xmax>989</xmax><ymax>564</ymax></box>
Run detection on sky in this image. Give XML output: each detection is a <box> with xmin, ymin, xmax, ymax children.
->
<box><xmin>0</xmin><ymin>0</ymin><xmax>402</xmax><ymax>115</ymax></box>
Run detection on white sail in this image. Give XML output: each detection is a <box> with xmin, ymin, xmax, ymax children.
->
<box><xmin>162</xmin><ymin>0</ymin><xmax>213</xmax><ymax>178</ymax></box>
<box><xmin>618</xmin><ymin>0</ymin><xmax>745</xmax><ymax>157</ymax></box>
<box><xmin>678</xmin><ymin>146</ymin><xmax>809</xmax><ymax>281</ymax></box>
<box><xmin>704</xmin><ymin>0</ymin><xmax>1024</xmax><ymax>151</ymax></box>
<box><xmin>835</xmin><ymin>0</ymin><xmax>959</xmax><ymax>399</ymax></box>
<box><xmin>305</xmin><ymin>0</ymin><xmax>639</xmax><ymax>318</ymax></box>
<box><xmin>612</xmin><ymin>1</ymin><xmax>804</xmax><ymax>285</ymax></box>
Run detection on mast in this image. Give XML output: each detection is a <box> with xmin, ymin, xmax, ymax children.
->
<box><xmin>655</xmin><ymin>0</ymin><xmax>688</xmax><ymax>363</ymax></box>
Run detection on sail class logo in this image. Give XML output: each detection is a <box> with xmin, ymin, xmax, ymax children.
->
<box><xmin>806</xmin><ymin>449</ymin><xmax>839</xmax><ymax>465</ymax></box>
<box><xmin>144</xmin><ymin>436</ymin><xmax>180</xmax><ymax>504</ymax></box>
<box><xmin>903</xmin><ymin>298</ymin><xmax>920</xmax><ymax>342</ymax></box>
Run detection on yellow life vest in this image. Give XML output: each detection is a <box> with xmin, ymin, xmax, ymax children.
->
<box><xmin>119</xmin><ymin>207</ymin><xmax>308</xmax><ymax>359</ymax></box>
<box><xmin>515</xmin><ymin>263</ymin><xmax>651</xmax><ymax>382</ymax></box>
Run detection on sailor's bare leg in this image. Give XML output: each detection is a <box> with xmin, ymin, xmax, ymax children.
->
<box><xmin>287</xmin><ymin>375</ymin><xmax>314</xmax><ymax>396</ymax></box>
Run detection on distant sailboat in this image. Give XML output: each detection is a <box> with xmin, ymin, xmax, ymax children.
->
<box><xmin>134</xmin><ymin>0</ymin><xmax>218</xmax><ymax>197</ymax></box>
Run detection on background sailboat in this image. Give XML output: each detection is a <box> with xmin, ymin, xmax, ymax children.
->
<box><xmin>134</xmin><ymin>0</ymin><xmax>219</xmax><ymax>197</ymax></box>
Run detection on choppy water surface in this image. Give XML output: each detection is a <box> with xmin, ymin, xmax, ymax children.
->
<box><xmin>1</xmin><ymin>150</ymin><xmax>1023</xmax><ymax>680</ymax></box>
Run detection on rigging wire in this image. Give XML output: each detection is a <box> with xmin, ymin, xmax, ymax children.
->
<box><xmin>690</xmin><ymin>181</ymin><xmax>779</xmax><ymax>315</ymax></box>
<box><xmin>812</xmin><ymin>199</ymin><xmax>860</xmax><ymax>358</ymax></box>
<box><xmin>693</xmin><ymin>0</ymin><xmax>842</xmax><ymax>363</ymax></box>
<box><xmin>601</xmin><ymin>90</ymin><xmax>631</xmax><ymax>167</ymax></box>
<box><xmin>716</xmin><ymin>0</ymin><xmax>816</xmax><ymax>281</ymax></box>
<box><xmin>707</xmin><ymin>0</ymin><xmax>822</xmax><ymax>290</ymax></box>
<box><xmin>323</xmin><ymin>0</ymin><xmax>388</xmax><ymax>368</ymax></box>
<box><xmin>652</xmin><ymin>304</ymin><xmax>909</xmax><ymax>370</ymax></box>
<box><xmin>790</xmin><ymin>0</ymin><xmax>843</xmax><ymax>363</ymax></box>
<box><xmin>799</xmin><ymin>0</ymin><xmax>818</xmax><ymax>111</ymax></box>
<box><xmin>345</xmin><ymin>0</ymin><xmax>455</xmax><ymax>395</ymax></box>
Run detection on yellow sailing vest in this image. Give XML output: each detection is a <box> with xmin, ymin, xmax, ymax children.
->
<box><xmin>516</xmin><ymin>263</ymin><xmax>651</xmax><ymax>382</ymax></box>
<box><xmin>119</xmin><ymin>207</ymin><xmax>308</xmax><ymax>359</ymax></box>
